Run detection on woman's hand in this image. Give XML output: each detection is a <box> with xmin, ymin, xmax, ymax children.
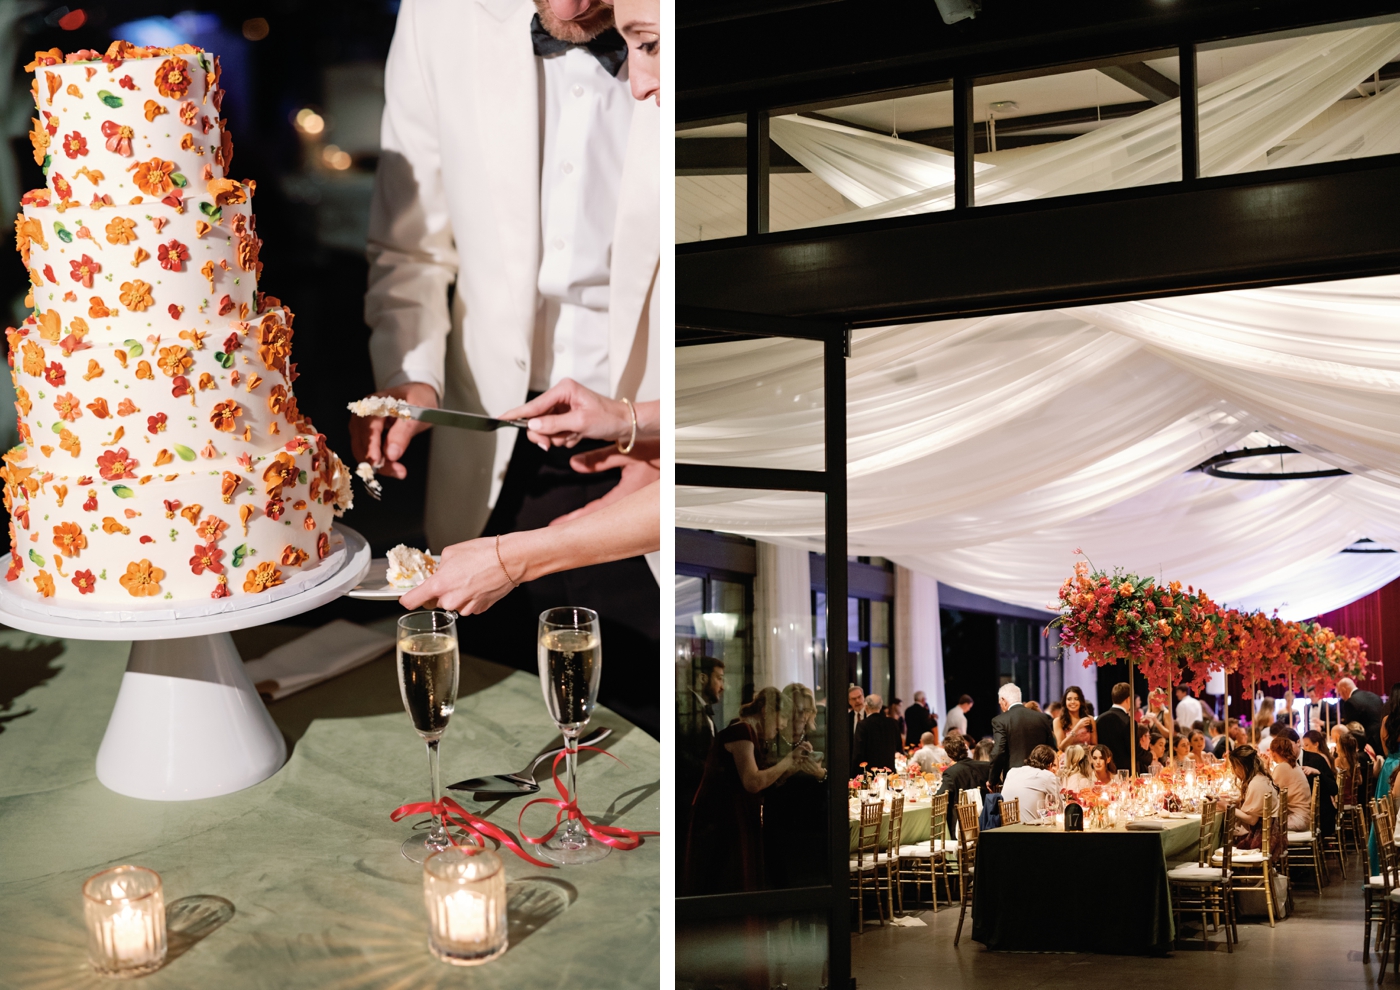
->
<box><xmin>399</xmin><ymin>536</ymin><xmax>516</xmax><ymax>614</ymax></box>
<box><xmin>501</xmin><ymin>378</ymin><xmax>635</xmax><ymax>450</ymax></box>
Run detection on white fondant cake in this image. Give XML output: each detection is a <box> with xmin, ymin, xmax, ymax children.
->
<box><xmin>4</xmin><ymin>42</ymin><xmax>352</xmax><ymax>605</ymax></box>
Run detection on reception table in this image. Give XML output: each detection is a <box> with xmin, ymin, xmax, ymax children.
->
<box><xmin>847</xmin><ymin>798</ymin><xmax>941</xmax><ymax>853</ymax></box>
<box><xmin>971</xmin><ymin>817</ymin><xmax>1201</xmax><ymax>954</ymax></box>
<box><xmin>0</xmin><ymin>618</ymin><xmax>660</xmax><ymax>988</ymax></box>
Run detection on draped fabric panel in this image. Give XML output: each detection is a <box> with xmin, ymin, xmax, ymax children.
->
<box><xmin>753</xmin><ymin>541</ymin><xmax>816</xmax><ymax>691</ymax></box>
<box><xmin>895</xmin><ymin>567</ymin><xmax>945</xmax><ymax>723</ymax></box>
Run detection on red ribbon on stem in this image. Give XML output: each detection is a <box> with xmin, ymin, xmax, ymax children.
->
<box><xmin>390</xmin><ymin>795</ymin><xmax>553</xmax><ymax>869</ymax></box>
<box><xmin>517</xmin><ymin>745</ymin><xmax>659</xmax><ymax>851</ymax></box>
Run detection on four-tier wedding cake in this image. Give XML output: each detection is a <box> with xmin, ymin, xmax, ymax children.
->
<box><xmin>4</xmin><ymin>41</ymin><xmax>352</xmax><ymax>607</ymax></box>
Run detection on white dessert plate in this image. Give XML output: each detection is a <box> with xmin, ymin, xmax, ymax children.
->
<box><xmin>347</xmin><ymin>555</ymin><xmax>440</xmax><ymax>600</ymax></box>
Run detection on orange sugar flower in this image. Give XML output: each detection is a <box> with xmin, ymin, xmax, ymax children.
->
<box><xmin>133</xmin><ymin>158</ymin><xmax>177</xmax><ymax>197</ymax></box>
<box><xmin>154</xmin><ymin>58</ymin><xmax>192</xmax><ymax>99</ymax></box>
<box><xmin>119</xmin><ymin>279</ymin><xmax>154</xmax><ymax>312</ymax></box>
<box><xmin>196</xmin><ymin>514</ymin><xmax>228</xmax><ymax>543</ymax></box>
<box><xmin>52</xmin><ymin>521</ymin><xmax>87</xmax><ymax>557</ymax></box>
<box><xmin>243</xmin><ymin>561</ymin><xmax>283</xmax><ymax>594</ymax></box>
<box><xmin>280</xmin><ymin>546</ymin><xmax>309</xmax><ymax>567</ymax></box>
<box><xmin>119</xmin><ymin>559</ymin><xmax>164</xmax><ymax>597</ymax></box>
<box><xmin>33</xmin><ymin>570</ymin><xmax>55</xmax><ymax>598</ymax></box>
<box><xmin>210</xmin><ymin>399</ymin><xmax>242</xmax><ymax>432</ymax></box>
<box><xmin>156</xmin><ymin>344</ymin><xmax>193</xmax><ymax>377</ymax></box>
<box><xmin>72</xmin><ymin>569</ymin><xmax>96</xmax><ymax>594</ymax></box>
<box><xmin>53</xmin><ymin>392</ymin><xmax>82</xmax><ymax>422</ymax></box>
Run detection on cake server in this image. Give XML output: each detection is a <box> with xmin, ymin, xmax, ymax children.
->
<box><xmin>400</xmin><ymin>404</ymin><xmax>529</xmax><ymax>432</ymax></box>
<box><xmin>447</xmin><ymin>727</ymin><xmax>612</xmax><ymax>797</ymax></box>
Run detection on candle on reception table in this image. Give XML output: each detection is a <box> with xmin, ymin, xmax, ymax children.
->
<box><xmin>82</xmin><ymin>865</ymin><xmax>167</xmax><ymax>977</ymax></box>
<box><xmin>423</xmin><ymin>846</ymin><xmax>507</xmax><ymax>965</ymax></box>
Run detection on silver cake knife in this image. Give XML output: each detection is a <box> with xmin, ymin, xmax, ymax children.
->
<box><xmin>399</xmin><ymin>404</ymin><xmax>529</xmax><ymax>432</ymax></box>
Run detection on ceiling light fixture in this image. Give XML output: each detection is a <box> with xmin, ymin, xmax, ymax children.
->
<box><xmin>1193</xmin><ymin>445</ymin><xmax>1348</xmax><ymax>481</ymax></box>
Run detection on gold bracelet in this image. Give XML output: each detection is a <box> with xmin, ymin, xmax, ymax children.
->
<box><xmin>617</xmin><ymin>397</ymin><xmax>637</xmax><ymax>454</ymax></box>
<box><xmin>495</xmin><ymin>534</ymin><xmax>518</xmax><ymax>589</ymax></box>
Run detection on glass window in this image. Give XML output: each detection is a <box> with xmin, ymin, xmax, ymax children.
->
<box><xmin>676</xmin><ymin>913</ymin><xmax>828</xmax><ymax>990</ymax></box>
<box><xmin>1197</xmin><ymin>17</ymin><xmax>1400</xmax><ymax>177</ymax></box>
<box><xmin>677</xmin><ymin>119</ymin><xmax>747</xmax><ymax>243</ymax></box>
<box><xmin>973</xmin><ymin>53</ymin><xmax>1182</xmax><ymax>205</ymax></box>
<box><xmin>675</xmin><ymin>491</ymin><xmax>830</xmax><ymax>898</ymax></box>
<box><xmin>677</xmin><ymin>337</ymin><xmax>824</xmax><ymax>472</ymax></box>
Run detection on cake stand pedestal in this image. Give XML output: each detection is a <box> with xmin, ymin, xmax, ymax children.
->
<box><xmin>0</xmin><ymin>524</ymin><xmax>370</xmax><ymax>801</ymax></box>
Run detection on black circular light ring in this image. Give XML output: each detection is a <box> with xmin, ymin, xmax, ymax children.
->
<box><xmin>1193</xmin><ymin>445</ymin><xmax>1349</xmax><ymax>481</ymax></box>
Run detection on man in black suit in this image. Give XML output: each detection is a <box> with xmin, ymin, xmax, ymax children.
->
<box><xmin>988</xmin><ymin>682</ymin><xmax>1056</xmax><ymax>785</ymax></box>
<box><xmin>847</xmin><ymin>684</ymin><xmax>867</xmax><ymax>773</ymax></box>
<box><xmin>905</xmin><ymin>691</ymin><xmax>933</xmax><ymax>747</ymax></box>
<box><xmin>936</xmin><ymin>735</ymin><xmax>991</xmax><ymax>837</ymax></box>
<box><xmin>1339</xmin><ymin>677</ymin><xmax>1385</xmax><ymax>754</ymax></box>
<box><xmin>1096</xmin><ymin>681</ymin><xmax>1135</xmax><ymax>772</ymax></box>
<box><xmin>853</xmin><ymin>694</ymin><xmax>904</xmax><ymax>772</ymax></box>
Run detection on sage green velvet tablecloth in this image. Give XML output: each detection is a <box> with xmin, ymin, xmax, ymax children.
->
<box><xmin>970</xmin><ymin>818</ymin><xmax>1200</xmax><ymax>954</ymax></box>
<box><xmin>847</xmin><ymin>801</ymin><xmax>935</xmax><ymax>853</ymax></box>
<box><xmin>0</xmin><ymin>621</ymin><xmax>660</xmax><ymax>989</ymax></box>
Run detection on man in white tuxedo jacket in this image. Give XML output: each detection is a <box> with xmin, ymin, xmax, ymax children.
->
<box><xmin>358</xmin><ymin>0</ymin><xmax>659</xmax><ymax>732</ymax></box>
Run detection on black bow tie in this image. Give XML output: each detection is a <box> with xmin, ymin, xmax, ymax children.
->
<box><xmin>530</xmin><ymin>13</ymin><xmax>628</xmax><ymax>77</ymax></box>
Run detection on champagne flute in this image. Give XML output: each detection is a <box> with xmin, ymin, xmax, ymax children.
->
<box><xmin>397</xmin><ymin>609</ymin><xmax>461</xmax><ymax>864</ymax></box>
<box><xmin>537</xmin><ymin>606</ymin><xmax>609</xmax><ymax>865</ymax></box>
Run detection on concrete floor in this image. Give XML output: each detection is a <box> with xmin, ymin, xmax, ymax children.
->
<box><xmin>852</xmin><ymin>851</ymin><xmax>1388</xmax><ymax>989</ymax></box>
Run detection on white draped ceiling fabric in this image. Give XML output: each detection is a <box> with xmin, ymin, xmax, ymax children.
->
<box><xmin>678</xmin><ymin>24</ymin><xmax>1400</xmax><ymax>623</ymax></box>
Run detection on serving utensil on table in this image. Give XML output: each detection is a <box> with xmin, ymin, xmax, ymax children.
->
<box><xmin>447</xmin><ymin>726</ymin><xmax>612</xmax><ymax>798</ymax></box>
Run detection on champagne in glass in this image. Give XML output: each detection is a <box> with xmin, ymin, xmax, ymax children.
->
<box><xmin>536</xmin><ymin>607</ymin><xmax>609</xmax><ymax>865</ymax></box>
<box><xmin>397</xmin><ymin>609</ymin><xmax>460</xmax><ymax>864</ymax></box>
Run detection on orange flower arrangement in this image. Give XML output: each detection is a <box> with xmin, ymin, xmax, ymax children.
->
<box><xmin>154</xmin><ymin>58</ymin><xmax>192</xmax><ymax>99</ymax></box>
<box><xmin>119</xmin><ymin>559</ymin><xmax>164</xmax><ymax>597</ymax></box>
<box><xmin>243</xmin><ymin>560</ymin><xmax>283</xmax><ymax>594</ymax></box>
<box><xmin>119</xmin><ymin>279</ymin><xmax>153</xmax><ymax>311</ymax></box>
<box><xmin>156</xmin><ymin>344</ymin><xmax>193</xmax><ymax>377</ymax></box>
<box><xmin>33</xmin><ymin>570</ymin><xmax>55</xmax><ymax>598</ymax></box>
<box><xmin>51</xmin><ymin>521</ymin><xmax>87</xmax><ymax>557</ymax></box>
<box><xmin>209</xmin><ymin>399</ymin><xmax>242</xmax><ymax>432</ymax></box>
<box><xmin>133</xmin><ymin>158</ymin><xmax>177</xmax><ymax>197</ymax></box>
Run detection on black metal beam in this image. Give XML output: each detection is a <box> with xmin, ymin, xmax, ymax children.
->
<box><xmin>953</xmin><ymin>76</ymin><xmax>974</xmax><ymax>209</ymax></box>
<box><xmin>746</xmin><ymin>110</ymin><xmax>771</xmax><ymax>235</ymax></box>
<box><xmin>677</xmin><ymin>154</ymin><xmax>1400</xmax><ymax>326</ymax></box>
<box><xmin>677</xmin><ymin>305</ymin><xmax>845</xmax><ymax>341</ymax></box>
<box><xmin>676</xmin><ymin>464</ymin><xmax>826</xmax><ymax>492</ymax></box>
<box><xmin>678</xmin><ymin>0</ymin><xmax>1400</xmax><ymax>122</ymax></box>
<box><xmin>1098</xmin><ymin>62</ymin><xmax>1179</xmax><ymax>103</ymax></box>
<box><xmin>676</xmin><ymin>137</ymin><xmax>805</xmax><ymax>175</ymax></box>
<box><xmin>1180</xmin><ymin>44</ymin><xmax>1199</xmax><ymax>181</ymax></box>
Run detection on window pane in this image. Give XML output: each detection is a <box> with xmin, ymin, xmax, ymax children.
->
<box><xmin>676</xmin><ymin>491</ymin><xmax>830</xmax><ymax>896</ymax></box>
<box><xmin>973</xmin><ymin>54</ymin><xmax>1182</xmax><ymax>205</ymax></box>
<box><xmin>677</xmin><ymin>337</ymin><xmax>824</xmax><ymax>471</ymax></box>
<box><xmin>677</xmin><ymin>120</ymin><xmax>746</xmax><ymax>243</ymax></box>
<box><xmin>1198</xmin><ymin>18</ymin><xmax>1400</xmax><ymax>177</ymax></box>
<box><xmin>676</xmin><ymin>913</ymin><xmax>828</xmax><ymax>990</ymax></box>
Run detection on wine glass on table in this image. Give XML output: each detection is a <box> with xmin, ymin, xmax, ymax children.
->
<box><xmin>397</xmin><ymin>609</ymin><xmax>461</xmax><ymax>864</ymax></box>
<box><xmin>537</xmin><ymin>606</ymin><xmax>609</xmax><ymax>866</ymax></box>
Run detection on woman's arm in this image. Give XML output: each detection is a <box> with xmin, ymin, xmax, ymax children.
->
<box><xmin>401</xmin><ymin>482</ymin><xmax>659</xmax><ymax>613</ymax></box>
<box><xmin>725</xmin><ymin>738</ymin><xmax>799</xmax><ymax>794</ymax></box>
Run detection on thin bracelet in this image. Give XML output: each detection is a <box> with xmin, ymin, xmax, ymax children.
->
<box><xmin>495</xmin><ymin>534</ymin><xmax>519</xmax><ymax>589</ymax></box>
<box><xmin>617</xmin><ymin>397</ymin><xmax>637</xmax><ymax>454</ymax></box>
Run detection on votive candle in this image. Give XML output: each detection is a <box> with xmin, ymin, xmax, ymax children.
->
<box><xmin>82</xmin><ymin>865</ymin><xmax>166</xmax><ymax>978</ymax></box>
<box><xmin>423</xmin><ymin>846</ymin><xmax>507</xmax><ymax>965</ymax></box>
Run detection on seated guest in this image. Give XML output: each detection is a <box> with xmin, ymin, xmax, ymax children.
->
<box><xmin>1090</xmin><ymin>744</ymin><xmax>1117</xmax><ymax>784</ymax></box>
<box><xmin>1002</xmin><ymin>745</ymin><xmax>1060</xmax><ymax>821</ymax></box>
<box><xmin>1189</xmin><ymin>730</ymin><xmax>1209</xmax><ymax>763</ymax></box>
<box><xmin>1216</xmin><ymin>744</ymin><xmax>1280</xmax><ymax>848</ymax></box>
<box><xmin>853</xmin><ymin>694</ymin><xmax>903</xmax><ymax>772</ymax></box>
<box><xmin>1268</xmin><ymin>735</ymin><xmax>1311</xmax><ymax>831</ymax></box>
<box><xmin>911</xmin><ymin>732</ymin><xmax>947</xmax><ymax>773</ymax></box>
<box><xmin>1147</xmin><ymin>730</ymin><xmax>1168</xmax><ymax>772</ymax></box>
<box><xmin>1132</xmin><ymin>724</ymin><xmax>1155</xmax><ymax>775</ymax></box>
<box><xmin>1062</xmin><ymin>744</ymin><xmax>1093</xmax><ymax>792</ymax></box>
<box><xmin>1301</xmin><ymin>729</ymin><xmax>1337</xmax><ymax>837</ymax></box>
<box><xmin>1173</xmin><ymin>734</ymin><xmax>1191</xmax><ymax>765</ymax></box>
<box><xmin>937</xmin><ymin>736</ymin><xmax>991</xmax><ymax>837</ymax></box>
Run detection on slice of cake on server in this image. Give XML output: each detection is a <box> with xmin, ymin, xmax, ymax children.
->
<box><xmin>4</xmin><ymin>41</ymin><xmax>353</xmax><ymax>606</ymax></box>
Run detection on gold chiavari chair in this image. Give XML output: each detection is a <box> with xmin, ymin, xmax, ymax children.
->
<box><xmin>952</xmin><ymin>802</ymin><xmax>980</xmax><ymax>947</ymax></box>
<box><xmin>849</xmin><ymin>799</ymin><xmax>887</xmax><ymax>933</ymax></box>
<box><xmin>896</xmin><ymin>791</ymin><xmax>949</xmax><ymax>912</ymax></box>
<box><xmin>1374</xmin><ymin>803</ymin><xmax>1400</xmax><ymax>979</ymax></box>
<box><xmin>1213</xmin><ymin>789</ymin><xmax>1281</xmax><ymax>927</ymax></box>
<box><xmin>1339</xmin><ymin>766</ymin><xmax>1368</xmax><ymax>856</ymax></box>
<box><xmin>1367</xmin><ymin>798</ymin><xmax>1396</xmax><ymax>962</ymax></box>
<box><xmin>999</xmin><ymin>797</ymin><xmax>1019</xmax><ymax>826</ymax></box>
<box><xmin>883</xmin><ymin>793</ymin><xmax>906</xmax><ymax>918</ymax></box>
<box><xmin>1320</xmin><ymin>769</ymin><xmax>1349</xmax><ymax>881</ymax></box>
<box><xmin>1169</xmin><ymin>803</ymin><xmax>1235</xmax><ymax>951</ymax></box>
<box><xmin>1286</xmin><ymin>779</ymin><xmax>1327</xmax><ymax>893</ymax></box>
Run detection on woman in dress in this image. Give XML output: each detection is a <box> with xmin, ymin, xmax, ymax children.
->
<box><xmin>1062</xmin><ymin>744</ymin><xmax>1093</xmax><ymax>792</ymax></box>
<box><xmin>762</xmin><ymin>683</ymin><xmax>828</xmax><ymax>888</ymax></box>
<box><xmin>1217</xmin><ymin>744</ymin><xmax>1280</xmax><ymax>848</ymax></box>
<box><xmin>1300</xmin><ymin>729</ymin><xmax>1337</xmax><ymax>837</ymax></box>
<box><xmin>1090</xmin><ymin>744</ymin><xmax>1117</xmax><ymax>784</ymax></box>
<box><xmin>1054</xmin><ymin>685</ymin><xmax>1097</xmax><ymax>751</ymax></box>
<box><xmin>1268</xmin><ymin>735</ymin><xmax>1311</xmax><ymax>832</ymax></box>
<box><xmin>682</xmin><ymin>687</ymin><xmax>813</xmax><ymax>895</ymax></box>
<box><xmin>1189</xmin><ymin>730</ymin><xmax>1209</xmax><ymax>763</ymax></box>
<box><xmin>1173</xmin><ymin>734</ymin><xmax>1191</xmax><ymax>766</ymax></box>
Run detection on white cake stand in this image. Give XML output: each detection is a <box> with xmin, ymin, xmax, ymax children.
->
<box><xmin>0</xmin><ymin>524</ymin><xmax>371</xmax><ymax>801</ymax></box>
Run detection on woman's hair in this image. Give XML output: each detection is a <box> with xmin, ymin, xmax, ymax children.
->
<box><xmin>1026</xmin><ymin>744</ymin><xmax>1056</xmax><ymax>770</ymax></box>
<box><xmin>739</xmin><ymin>686</ymin><xmax>782</xmax><ymax>726</ymax></box>
<box><xmin>1384</xmin><ymin>705</ymin><xmax>1400</xmax><ymax>756</ymax></box>
<box><xmin>1059</xmin><ymin>685</ymin><xmax>1091</xmax><ymax>733</ymax></box>
<box><xmin>1063</xmin><ymin>744</ymin><xmax>1092</xmax><ymax>779</ymax></box>
<box><xmin>1024</xmin><ymin>700</ymin><xmax>1042</xmax><ymax>712</ymax></box>
<box><xmin>1228</xmin><ymin>743</ymin><xmax>1268</xmax><ymax>793</ymax></box>
<box><xmin>1189</xmin><ymin>730</ymin><xmax>1205</xmax><ymax>747</ymax></box>
<box><xmin>1303</xmin><ymin>729</ymin><xmax>1333</xmax><ymax>768</ymax></box>
<box><xmin>779</xmin><ymin>682</ymin><xmax>816</xmax><ymax>737</ymax></box>
<box><xmin>1090</xmin><ymin>744</ymin><xmax>1117</xmax><ymax>776</ymax></box>
<box><xmin>1336</xmin><ymin>729</ymin><xmax>1359</xmax><ymax>772</ymax></box>
<box><xmin>1269</xmin><ymin>734</ymin><xmax>1298</xmax><ymax>767</ymax></box>
<box><xmin>944</xmin><ymin>736</ymin><xmax>969</xmax><ymax>762</ymax></box>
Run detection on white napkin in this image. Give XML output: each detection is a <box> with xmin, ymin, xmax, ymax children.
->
<box><xmin>245</xmin><ymin>619</ymin><xmax>394</xmax><ymax>701</ymax></box>
<box><xmin>1125</xmin><ymin>818</ymin><xmax>1173</xmax><ymax>831</ymax></box>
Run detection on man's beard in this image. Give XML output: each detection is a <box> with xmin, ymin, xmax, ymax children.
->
<box><xmin>534</xmin><ymin>0</ymin><xmax>615</xmax><ymax>43</ymax></box>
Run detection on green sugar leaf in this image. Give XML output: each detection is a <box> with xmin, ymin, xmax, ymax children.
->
<box><xmin>111</xmin><ymin>484</ymin><xmax>134</xmax><ymax>498</ymax></box>
<box><xmin>214</xmin><ymin>351</ymin><xmax>234</xmax><ymax>369</ymax></box>
<box><xmin>122</xmin><ymin>339</ymin><xmax>144</xmax><ymax>357</ymax></box>
<box><xmin>53</xmin><ymin>223</ymin><xmax>72</xmax><ymax>243</ymax></box>
<box><xmin>173</xmin><ymin>444</ymin><xmax>196</xmax><ymax>462</ymax></box>
<box><xmin>97</xmin><ymin>90</ymin><xmax>124</xmax><ymax>108</ymax></box>
<box><xmin>170</xmin><ymin>172</ymin><xmax>188</xmax><ymax>188</ymax></box>
<box><xmin>27</xmin><ymin>549</ymin><xmax>45</xmax><ymax>567</ymax></box>
<box><xmin>298</xmin><ymin>470</ymin><xmax>307</xmax><ymax>485</ymax></box>
<box><xmin>231</xmin><ymin>543</ymin><xmax>249</xmax><ymax>568</ymax></box>
<box><xmin>50</xmin><ymin>421</ymin><xmax>64</xmax><ymax>434</ymax></box>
